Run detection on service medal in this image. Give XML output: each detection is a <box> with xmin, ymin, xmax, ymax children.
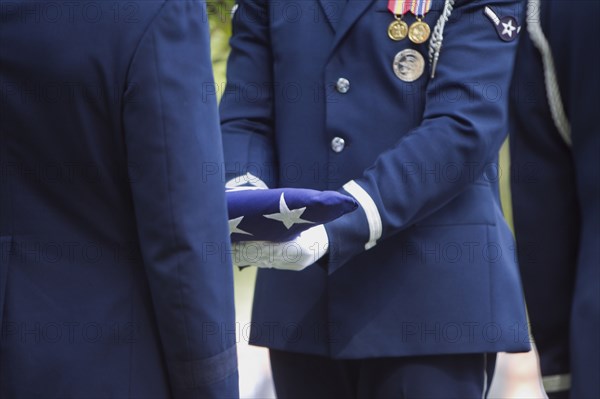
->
<box><xmin>387</xmin><ymin>0</ymin><xmax>411</xmax><ymax>41</ymax></box>
<box><xmin>408</xmin><ymin>0</ymin><xmax>432</xmax><ymax>44</ymax></box>
<box><xmin>388</xmin><ymin>19</ymin><xmax>408</xmax><ymax>41</ymax></box>
<box><xmin>393</xmin><ymin>49</ymin><xmax>425</xmax><ymax>82</ymax></box>
<box><xmin>408</xmin><ymin>19</ymin><xmax>431</xmax><ymax>44</ymax></box>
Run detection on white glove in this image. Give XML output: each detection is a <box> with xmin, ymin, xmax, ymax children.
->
<box><xmin>232</xmin><ymin>224</ymin><xmax>329</xmax><ymax>271</ymax></box>
<box><xmin>225</xmin><ymin>172</ymin><xmax>268</xmax><ymax>190</ymax></box>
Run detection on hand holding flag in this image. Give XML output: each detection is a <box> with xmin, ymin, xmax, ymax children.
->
<box><xmin>226</xmin><ymin>187</ymin><xmax>358</xmax><ymax>243</ymax></box>
<box><xmin>226</xmin><ymin>187</ymin><xmax>358</xmax><ymax>270</ymax></box>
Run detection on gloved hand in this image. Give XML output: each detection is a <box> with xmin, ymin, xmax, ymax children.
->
<box><xmin>232</xmin><ymin>224</ymin><xmax>328</xmax><ymax>271</ymax></box>
<box><xmin>225</xmin><ymin>172</ymin><xmax>268</xmax><ymax>190</ymax></box>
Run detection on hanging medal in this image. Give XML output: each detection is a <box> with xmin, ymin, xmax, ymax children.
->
<box><xmin>408</xmin><ymin>0</ymin><xmax>432</xmax><ymax>44</ymax></box>
<box><xmin>387</xmin><ymin>0</ymin><xmax>411</xmax><ymax>41</ymax></box>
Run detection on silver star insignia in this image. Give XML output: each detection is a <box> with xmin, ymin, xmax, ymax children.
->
<box><xmin>502</xmin><ymin>19</ymin><xmax>516</xmax><ymax>37</ymax></box>
<box><xmin>229</xmin><ymin>216</ymin><xmax>252</xmax><ymax>236</ymax></box>
<box><xmin>263</xmin><ymin>193</ymin><xmax>314</xmax><ymax>229</ymax></box>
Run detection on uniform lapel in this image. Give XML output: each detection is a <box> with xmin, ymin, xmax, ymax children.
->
<box><xmin>330</xmin><ymin>0</ymin><xmax>376</xmax><ymax>52</ymax></box>
<box><xmin>318</xmin><ymin>0</ymin><xmax>347</xmax><ymax>32</ymax></box>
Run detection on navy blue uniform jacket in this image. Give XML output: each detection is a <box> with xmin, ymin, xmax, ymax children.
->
<box><xmin>220</xmin><ymin>0</ymin><xmax>530</xmax><ymax>358</ymax></box>
<box><xmin>510</xmin><ymin>1</ymin><xmax>600</xmax><ymax>396</ymax></box>
<box><xmin>0</xmin><ymin>1</ymin><xmax>238</xmax><ymax>397</ymax></box>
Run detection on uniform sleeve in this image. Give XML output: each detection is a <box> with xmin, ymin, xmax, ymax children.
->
<box><xmin>122</xmin><ymin>1</ymin><xmax>238</xmax><ymax>397</ymax></box>
<box><xmin>326</xmin><ymin>0</ymin><xmax>524</xmax><ymax>272</ymax></box>
<box><xmin>219</xmin><ymin>0</ymin><xmax>277</xmax><ymax>188</ymax></box>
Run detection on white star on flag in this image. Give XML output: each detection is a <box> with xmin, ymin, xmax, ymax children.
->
<box><xmin>263</xmin><ymin>193</ymin><xmax>314</xmax><ymax>229</ymax></box>
<box><xmin>502</xmin><ymin>19</ymin><xmax>516</xmax><ymax>37</ymax></box>
<box><xmin>229</xmin><ymin>216</ymin><xmax>252</xmax><ymax>236</ymax></box>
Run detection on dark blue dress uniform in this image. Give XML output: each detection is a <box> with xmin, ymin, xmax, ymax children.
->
<box><xmin>509</xmin><ymin>1</ymin><xmax>600</xmax><ymax>397</ymax></box>
<box><xmin>221</xmin><ymin>0</ymin><xmax>530</xmax><ymax>395</ymax></box>
<box><xmin>0</xmin><ymin>1</ymin><xmax>238</xmax><ymax>397</ymax></box>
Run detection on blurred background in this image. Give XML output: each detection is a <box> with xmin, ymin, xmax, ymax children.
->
<box><xmin>206</xmin><ymin>3</ymin><xmax>543</xmax><ymax>397</ymax></box>
<box><xmin>207</xmin><ymin>0</ymin><xmax>233</xmax><ymax>97</ymax></box>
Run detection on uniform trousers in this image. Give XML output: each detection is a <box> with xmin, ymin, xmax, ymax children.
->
<box><xmin>270</xmin><ymin>349</ymin><xmax>496</xmax><ymax>398</ymax></box>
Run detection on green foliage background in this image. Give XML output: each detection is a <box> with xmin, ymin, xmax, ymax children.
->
<box><xmin>208</xmin><ymin>0</ymin><xmax>235</xmax><ymax>98</ymax></box>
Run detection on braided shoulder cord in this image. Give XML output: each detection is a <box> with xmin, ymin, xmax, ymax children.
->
<box><xmin>428</xmin><ymin>0</ymin><xmax>455</xmax><ymax>79</ymax></box>
<box><xmin>527</xmin><ymin>0</ymin><xmax>572</xmax><ymax>145</ymax></box>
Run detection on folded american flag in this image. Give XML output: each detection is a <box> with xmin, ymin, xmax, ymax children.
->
<box><xmin>227</xmin><ymin>187</ymin><xmax>358</xmax><ymax>242</ymax></box>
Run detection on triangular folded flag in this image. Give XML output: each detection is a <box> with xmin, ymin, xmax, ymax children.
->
<box><xmin>227</xmin><ymin>187</ymin><xmax>358</xmax><ymax>242</ymax></box>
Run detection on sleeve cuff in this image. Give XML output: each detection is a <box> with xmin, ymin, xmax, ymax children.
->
<box><xmin>341</xmin><ymin>181</ymin><xmax>382</xmax><ymax>250</ymax></box>
<box><xmin>167</xmin><ymin>345</ymin><xmax>238</xmax><ymax>393</ymax></box>
<box><xmin>324</xmin><ymin>180</ymin><xmax>382</xmax><ymax>274</ymax></box>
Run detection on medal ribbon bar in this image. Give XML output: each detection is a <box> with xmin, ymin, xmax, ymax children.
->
<box><xmin>410</xmin><ymin>0</ymin><xmax>432</xmax><ymax>17</ymax></box>
<box><xmin>388</xmin><ymin>0</ymin><xmax>412</xmax><ymax>16</ymax></box>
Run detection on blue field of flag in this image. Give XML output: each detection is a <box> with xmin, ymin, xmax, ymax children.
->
<box><xmin>227</xmin><ymin>187</ymin><xmax>358</xmax><ymax>242</ymax></box>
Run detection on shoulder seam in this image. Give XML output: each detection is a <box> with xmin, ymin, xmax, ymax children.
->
<box><xmin>123</xmin><ymin>0</ymin><xmax>169</xmax><ymax>91</ymax></box>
